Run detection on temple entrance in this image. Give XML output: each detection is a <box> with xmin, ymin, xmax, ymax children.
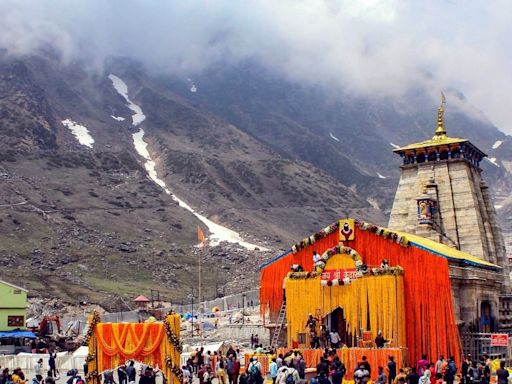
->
<box><xmin>480</xmin><ymin>301</ymin><xmax>495</xmax><ymax>332</ymax></box>
<box><xmin>325</xmin><ymin>307</ymin><xmax>353</xmax><ymax>347</ymax></box>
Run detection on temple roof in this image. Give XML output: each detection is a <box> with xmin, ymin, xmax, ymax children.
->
<box><xmin>393</xmin><ymin>135</ymin><xmax>468</xmax><ymax>152</ymax></box>
<box><xmin>392</xmin><ymin>94</ymin><xmax>486</xmax><ymax>157</ymax></box>
<box><xmin>392</xmin><ymin>229</ymin><xmax>500</xmax><ymax>270</ymax></box>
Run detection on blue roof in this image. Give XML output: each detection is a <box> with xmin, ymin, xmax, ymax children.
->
<box><xmin>0</xmin><ymin>330</ymin><xmax>36</xmax><ymax>339</ymax></box>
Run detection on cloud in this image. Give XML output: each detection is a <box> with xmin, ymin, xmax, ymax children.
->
<box><xmin>1</xmin><ymin>0</ymin><xmax>512</xmax><ymax>133</ymax></box>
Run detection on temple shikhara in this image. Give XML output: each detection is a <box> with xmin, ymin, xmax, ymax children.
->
<box><xmin>259</xmin><ymin>96</ymin><xmax>511</xmax><ymax>375</ymax></box>
<box><xmin>390</xmin><ymin>96</ymin><xmax>511</xmax><ymax>333</ymax></box>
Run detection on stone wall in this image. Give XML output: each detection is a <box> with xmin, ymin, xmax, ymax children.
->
<box><xmin>389</xmin><ymin>157</ymin><xmax>511</xmax><ymax>329</ymax></box>
<box><xmin>389</xmin><ymin>159</ymin><xmax>504</xmax><ymax>263</ymax></box>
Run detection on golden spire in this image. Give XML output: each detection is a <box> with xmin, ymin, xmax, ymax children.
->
<box><xmin>433</xmin><ymin>91</ymin><xmax>447</xmax><ymax>140</ymax></box>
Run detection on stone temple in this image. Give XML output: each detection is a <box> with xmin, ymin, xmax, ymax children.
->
<box><xmin>389</xmin><ymin>96</ymin><xmax>511</xmax><ymax>333</ymax></box>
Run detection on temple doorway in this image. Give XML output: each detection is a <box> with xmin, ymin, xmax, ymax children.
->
<box><xmin>480</xmin><ymin>301</ymin><xmax>495</xmax><ymax>332</ymax></box>
<box><xmin>325</xmin><ymin>307</ymin><xmax>353</xmax><ymax>346</ymax></box>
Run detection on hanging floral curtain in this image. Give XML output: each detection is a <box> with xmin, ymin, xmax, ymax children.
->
<box><xmin>260</xmin><ymin>222</ymin><xmax>461</xmax><ymax>366</ymax></box>
<box><xmin>86</xmin><ymin>313</ymin><xmax>182</xmax><ymax>384</ymax></box>
<box><xmin>285</xmin><ymin>274</ymin><xmax>406</xmax><ymax>348</ymax></box>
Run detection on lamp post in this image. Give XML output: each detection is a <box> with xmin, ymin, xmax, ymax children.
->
<box><xmin>188</xmin><ymin>288</ymin><xmax>194</xmax><ymax>337</ymax></box>
<box><xmin>242</xmin><ymin>293</ymin><xmax>246</xmax><ymax>325</ymax></box>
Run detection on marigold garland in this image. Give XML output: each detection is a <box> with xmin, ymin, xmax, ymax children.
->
<box><xmin>85</xmin><ymin>353</ymin><xmax>96</xmax><ymax>363</ymax></box>
<box><xmin>317</xmin><ymin>244</ymin><xmax>364</xmax><ymax>274</ymax></box>
<box><xmin>292</xmin><ymin>223</ymin><xmax>339</xmax><ymax>253</ymax></box>
<box><xmin>163</xmin><ymin>314</ymin><xmax>182</xmax><ymax>384</ymax></box>
<box><xmin>164</xmin><ymin>314</ymin><xmax>183</xmax><ymax>353</ymax></box>
<box><xmin>355</xmin><ymin>219</ymin><xmax>410</xmax><ymax>247</ymax></box>
<box><xmin>95</xmin><ymin>323</ymin><xmax>165</xmax><ymax>357</ymax></box>
<box><xmin>165</xmin><ymin>355</ymin><xmax>183</xmax><ymax>382</ymax></box>
<box><xmin>84</xmin><ymin>310</ymin><xmax>101</xmax><ymax>346</ymax></box>
<box><xmin>290</xmin><ymin>219</ymin><xmax>409</xmax><ymax>255</ymax></box>
<box><xmin>86</xmin><ymin>312</ymin><xmax>182</xmax><ymax>384</ymax></box>
<box><xmin>85</xmin><ymin>371</ymin><xmax>98</xmax><ymax>382</ymax></box>
<box><xmin>285</xmin><ymin>274</ymin><xmax>407</xmax><ymax>348</ymax></box>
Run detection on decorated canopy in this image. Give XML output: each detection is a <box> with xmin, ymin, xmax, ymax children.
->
<box><xmin>85</xmin><ymin>312</ymin><xmax>182</xmax><ymax>384</ymax></box>
<box><xmin>260</xmin><ymin>219</ymin><xmax>469</xmax><ymax>365</ymax></box>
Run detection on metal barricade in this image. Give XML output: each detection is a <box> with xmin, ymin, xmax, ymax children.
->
<box><xmin>460</xmin><ymin>332</ymin><xmax>511</xmax><ymax>364</ymax></box>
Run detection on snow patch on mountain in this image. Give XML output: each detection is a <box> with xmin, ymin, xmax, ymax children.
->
<box><xmin>111</xmin><ymin>115</ymin><xmax>125</xmax><ymax>121</ymax></box>
<box><xmin>132</xmin><ymin>130</ymin><xmax>266</xmax><ymax>250</ymax></box>
<box><xmin>329</xmin><ymin>132</ymin><xmax>340</xmax><ymax>142</ymax></box>
<box><xmin>376</xmin><ymin>172</ymin><xmax>386</xmax><ymax>179</ymax></box>
<box><xmin>62</xmin><ymin>119</ymin><xmax>94</xmax><ymax>148</ymax></box>
<box><xmin>389</xmin><ymin>142</ymin><xmax>400</xmax><ymax>149</ymax></box>
<box><xmin>486</xmin><ymin>157</ymin><xmax>500</xmax><ymax>167</ymax></box>
<box><xmin>109</xmin><ymin>74</ymin><xmax>266</xmax><ymax>251</ymax></box>
<box><xmin>108</xmin><ymin>74</ymin><xmax>146</xmax><ymax>126</ymax></box>
<box><xmin>492</xmin><ymin>140</ymin><xmax>503</xmax><ymax>149</ymax></box>
<box><xmin>187</xmin><ymin>78</ymin><xmax>197</xmax><ymax>93</ymax></box>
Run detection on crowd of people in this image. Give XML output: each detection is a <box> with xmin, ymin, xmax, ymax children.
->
<box><xmin>182</xmin><ymin>346</ymin><xmax>244</xmax><ymax>384</ymax></box>
<box><xmin>0</xmin><ymin>359</ymin><xmax>61</xmax><ymax>384</ymax></box>
<box><xmin>0</xmin><ymin>346</ymin><xmax>509</xmax><ymax>384</ymax></box>
<box><xmin>264</xmin><ymin>350</ymin><xmax>509</xmax><ymax>384</ymax></box>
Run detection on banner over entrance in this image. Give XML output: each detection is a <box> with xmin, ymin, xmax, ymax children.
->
<box><xmin>321</xmin><ymin>269</ymin><xmax>357</xmax><ymax>281</ymax></box>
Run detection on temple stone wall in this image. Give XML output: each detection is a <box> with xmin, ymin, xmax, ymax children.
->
<box><xmin>389</xmin><ymin>159</ymin><xmax>501</xmax><ymax>263</ymax></box>
<box><xmin>389</xmin><ymin>158</ymin><xmax>511</xmax><ymax>329</ymax></box>
<box><xmin>450</xmin><ymin>266</ymin><xmax>503</xmax><ymax>328</ymax></box>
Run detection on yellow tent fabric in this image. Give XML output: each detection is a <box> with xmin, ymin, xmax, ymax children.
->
<box><xmin>392</xmin><ymin>230</ymin><xmax>500</xmax><ymax>269</ymax></box>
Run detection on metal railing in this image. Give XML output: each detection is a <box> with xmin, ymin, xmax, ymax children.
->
<box><xmin>460</xmin><ymin>332</ymin><xmax>511</xmax><ymax>364</ymax></box>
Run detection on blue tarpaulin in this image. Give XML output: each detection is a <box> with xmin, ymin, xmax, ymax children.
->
<box><xmin>0</xmin><ymin>330</ymin><xmax>36</xmax><ymax>339</ymax></box>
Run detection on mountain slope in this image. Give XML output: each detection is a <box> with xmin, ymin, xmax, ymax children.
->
<box><xmin>160</xmin><ymin>62</ymin><xmax>512</xmax><ymax>234</ymax></box>
<box><xmin>0</xmin><ymin>53</ymin><xmax>385</xmax><ymax>303</ymax></box>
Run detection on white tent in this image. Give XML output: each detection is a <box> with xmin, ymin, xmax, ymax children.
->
<box><xmin>0</xmin><ymin>350</ymin><xmax>85</xmax><ymax>373</ymax></box>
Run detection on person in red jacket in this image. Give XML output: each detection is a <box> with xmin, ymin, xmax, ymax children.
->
<box><xmin>227</xmin><ymin>355</ymin><xmax>240</xmax><ymax>384</ymax></box>
<box><xmin>198</xmin><ymin>366</ymin><xmax>206</xmax><ymax>384</ymax></box>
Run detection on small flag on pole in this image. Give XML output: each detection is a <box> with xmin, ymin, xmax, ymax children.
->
<box><xmin>198</xmin><ymin>226</ymin><xmax>205</xmax><ymax>247</ymax></box>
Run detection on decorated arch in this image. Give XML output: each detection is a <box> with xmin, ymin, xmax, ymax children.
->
<box><xmin>85</xmin><ymin>311</ymin><xmax>182</xmax><ymax>384</ymax></box>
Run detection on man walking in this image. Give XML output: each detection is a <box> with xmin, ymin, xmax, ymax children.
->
<box><xmin>387</xmin><ymin>356</ymin><xmax>396</xmax><ymax>384</ymax></box>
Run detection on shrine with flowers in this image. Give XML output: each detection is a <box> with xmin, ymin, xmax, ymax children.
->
<box><xmin>259</xmin><ymin>217</ymin><xmax>504</xmax><ymax>377</ymax></box>
<box><xmin>84</xmin><ymin>311</ymin><xmax>182</xmax><ymax>384</ymax></box>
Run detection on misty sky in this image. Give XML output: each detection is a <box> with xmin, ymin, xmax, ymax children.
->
<box><xmin>1</xmin><ymin>0</ymin><xmax>512</xmax><ymax>134</ymax></box>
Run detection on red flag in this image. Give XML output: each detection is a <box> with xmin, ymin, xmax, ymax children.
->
<box><xmin>198</xmin><ymin>226</ymin><xmax>205</xmax><ymax>247</ymax></box>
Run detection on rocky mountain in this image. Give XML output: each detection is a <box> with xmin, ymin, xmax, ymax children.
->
<box><xmin>160</xmin><ymin>62</ymin><xmax>512</xmax><ymax>251</ymax></box>
<box><xmin>1</xmin><ymin>52</ymin><xmax>510</xmax><ymax>305</ymax></box>
<box><xmin>160</xmin><ymin>62</ymin><xmax>511</xmax><ymax>210</ymax></box>
<box><xmin>0</xmin><ymin>52</ymin><xmax>384</xmax><ymax>304</ymax></box>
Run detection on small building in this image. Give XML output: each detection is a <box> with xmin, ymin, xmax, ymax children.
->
<box><xmin>0</xmin><ymin>280</ymin><xmax>28</xmax><ymax>331</ymax></box>
<box><xmin>134</xmin><ymin>295</ymin><xmax>150</xmax><ymax>310</ymax></box>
